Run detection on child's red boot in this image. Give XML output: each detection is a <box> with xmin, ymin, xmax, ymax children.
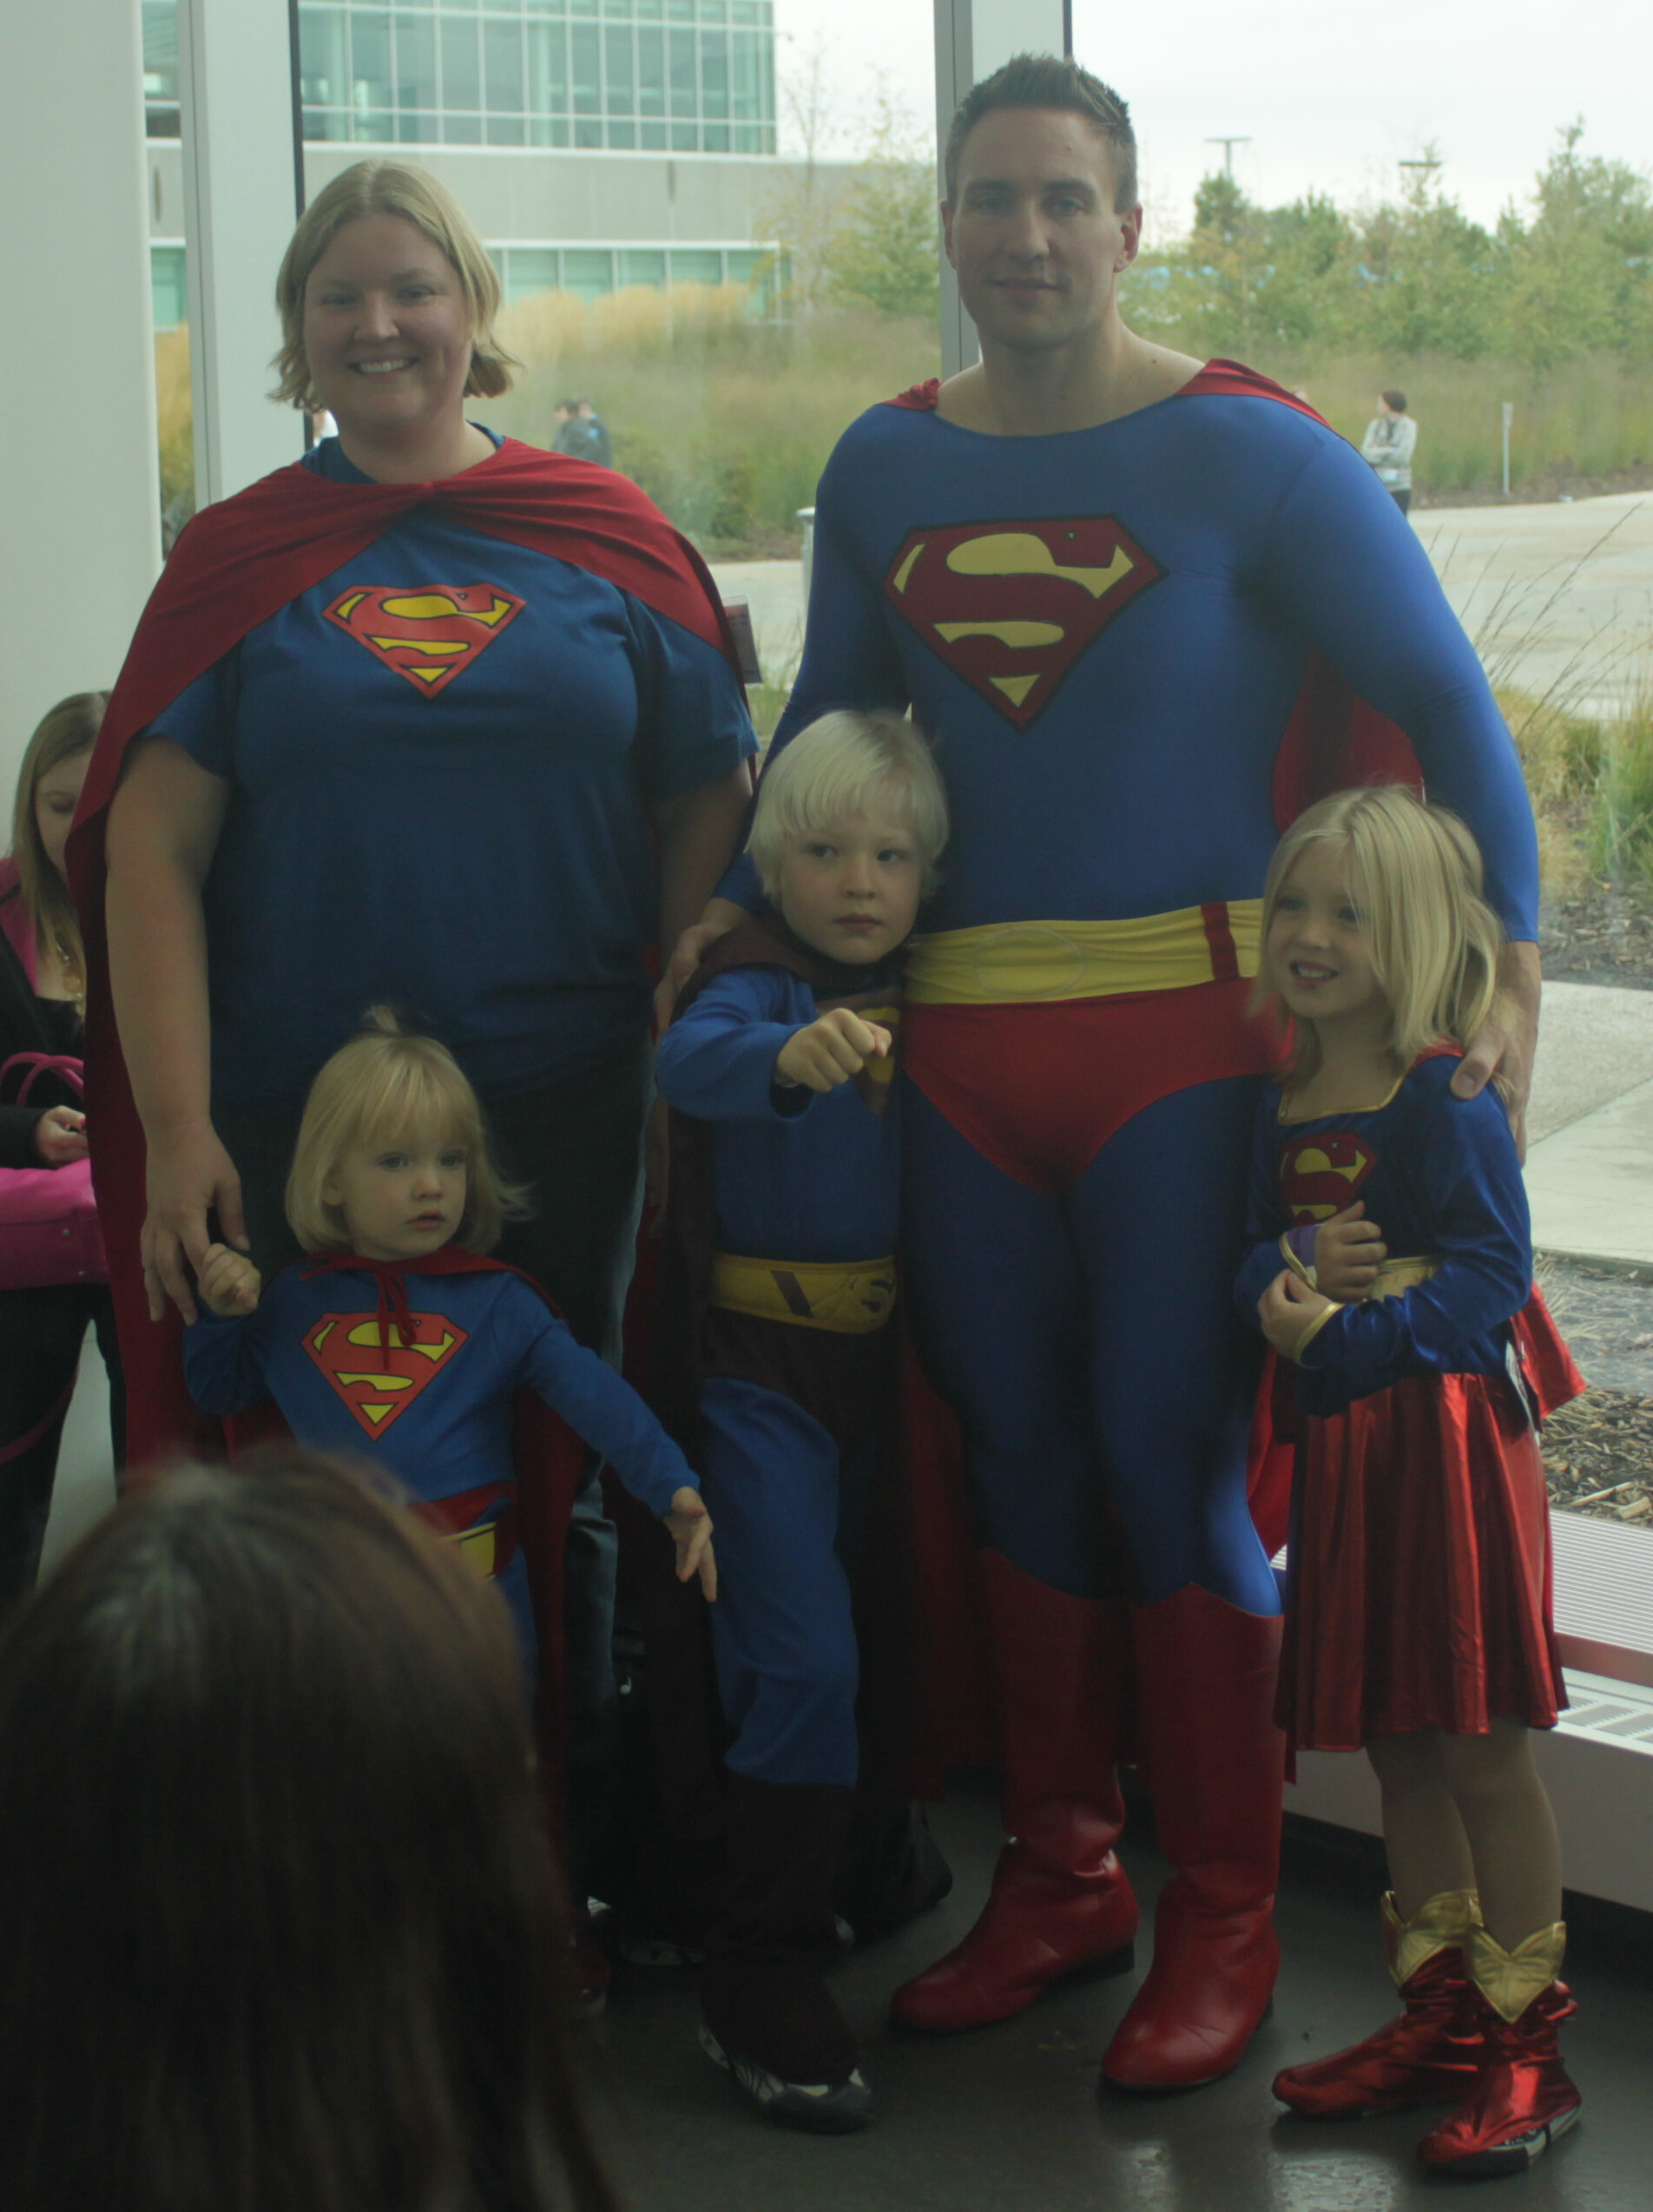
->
<box><xmin>1273</xmin><ymin>1889</ymin><xmax>1484</xmax><ymax>2116</ymax></box>
<box><xmin>1417</xmin><ymin>1924</ymin><xmax>1582</xmax><ymax>2177</ymax></box>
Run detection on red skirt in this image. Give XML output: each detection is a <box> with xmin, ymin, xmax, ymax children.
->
<box><xmin>1277</xmin><ymin>1368</ymin><xmax>1568</xmax><ymax>1752</ymax></box>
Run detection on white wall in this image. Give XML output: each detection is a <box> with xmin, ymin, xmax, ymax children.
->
<box><xmin>0</xmin><ymin>0</ymin><xmax>160</xmax><ymax>808</ymax></box>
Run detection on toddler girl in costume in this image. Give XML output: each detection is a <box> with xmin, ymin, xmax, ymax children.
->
<box><xmin>184</xmin><ymin>1009</ymin><xmax>714</xmax><ymax>1667</ymax></box>
<box><xmin>1236</xmin><ymin>787</ymin><xmax>1583</xmax><ymax>2179</ymax></box>
<box><xmin>655</xmin><ymin>710</ymin><xmax>949</xmax><ymax>2133</ymax></box>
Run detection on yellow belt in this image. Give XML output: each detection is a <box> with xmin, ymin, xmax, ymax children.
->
<box><xmin>709</xmin><ymin>1252</ymin><xmax>897</xmax><ymax>1333</ymax></box>
<box><xmin>905</xmin><ymin>901</ymin><xmax>1262</xmax><ymax>1005</ymax></box>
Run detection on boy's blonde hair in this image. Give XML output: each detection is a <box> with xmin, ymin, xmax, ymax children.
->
<box><xmin>746</xmin><ymin>710</ymin><xmax>950</xmax><ymax>898</ymax></box>
<box><xmin>285</xmin><ymin>1009</ymin><xmax>530</xmax><ymax>1255</ymax></box>
<box><xmin>271</xmin><ymin>161</ymin><xmax>520</xmax><ymax>411</ymax></box>
<box><xmin>1255</xmin><ymin>785</ymin><xmax>1505</xmax><ymax>1085</ymax></box>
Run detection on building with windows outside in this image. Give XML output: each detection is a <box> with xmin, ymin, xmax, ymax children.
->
<box><xmin>142</xmin><ymin>0</ymin><xmax>842</xmax><ymax>332</ymax></box>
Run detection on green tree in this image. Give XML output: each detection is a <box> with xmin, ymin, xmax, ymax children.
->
<box><xmin>1500</xmin><ymin>123</ymin><xmax>1653</xmax><ymax>367</ymax></box>
<box><xmin>825</xmin><ymin>92</ymin><xmax>940</xmax><ymax>320</ymax></box>
<box><xmin>1350</xmin><ymin>157</ymin><xmax>1502</xmax><ymax>359</ymax></box>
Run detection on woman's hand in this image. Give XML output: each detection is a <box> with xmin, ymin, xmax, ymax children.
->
<box><xmin>142</xmin><ymin>1125</ymin><xmax>248</xmax><ymax>1326</ymax></box>
<box><xmin>665</xmin><ymin>1485</ymin><xmax>717</xmax><ymax>1601</ymax></box>
<box><xmin>30</xmin><ymin>1106</ymin><xmax>89</xmax><ymax>1167</ymax></box>
<box><xmin>195</xmin><ymin>1241</ymin><xmax>262</xmax><ymax>1319</ymax></box>
<box><xmin>1258</xmin><ymin>1268</ymin><xmax>1334</xmax><ymax>1361</ymax></box>
<box><xmin>775</xmin><ymin>1009</ymin><xmax>892</xmax><ymax>1095</ymax></box>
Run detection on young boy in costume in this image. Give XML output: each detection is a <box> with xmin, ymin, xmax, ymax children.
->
<box><xmin>655</xmin><ymin>709</ymin><xmax>948</xmax><ymax>2132</ymax></box>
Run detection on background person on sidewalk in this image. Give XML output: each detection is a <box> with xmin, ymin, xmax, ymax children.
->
<box><xmin>1362</xmin><ymin>388</ymin><xmax>1419</xmax><ymax>515</ymax></box>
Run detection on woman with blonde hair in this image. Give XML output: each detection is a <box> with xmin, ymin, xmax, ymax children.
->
<box><xmin>72</xmin><ymin>159</ymin><xmax>754</xmax><ymax>1912</ymax></box>
<box><xmin>0</xmin><ymin>692</ymin><xmax>122</xmax><ymax>1614</ymax></box>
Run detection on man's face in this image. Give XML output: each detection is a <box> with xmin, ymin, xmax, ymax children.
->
<box><xmin>944</xmin><ymin>107</ymin><xmax>1141</xmax><ymax>354</ymax></box>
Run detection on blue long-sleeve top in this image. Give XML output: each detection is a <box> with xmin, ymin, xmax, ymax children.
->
<box><xmin>182</xmin><ymin>1257</ymin><xmax>695</xmax><ymax>1515</ymax></box>
<box><xmin>721</xmin><ymin>384</ymin><xmax>1537</xmax><ymax>939</ymax></box>
<box><xmin>1234</xmin><ymin>1052</ymin><xmax>1531</xmax><ymax>1418</ymax></box>
<box><xmin>655</xmin><ymin>964</ymin><xmax>901</xmax><ymax>1261</ymax></box>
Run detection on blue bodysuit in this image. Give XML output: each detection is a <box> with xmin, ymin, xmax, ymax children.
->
<box><xmin>729</xmin><ymin>371</ymin><xmax>1538</xmax><ymax>1614</ymax></box>
<box><xmin>183</xmin><ymin>1254</ymin><xmax>695</xmax><ymax>1662</ymax></box>
<box><xmin>655</xmin><ymin>940</ymin><xmax>901</xmax><ymax>1787</ymax></box>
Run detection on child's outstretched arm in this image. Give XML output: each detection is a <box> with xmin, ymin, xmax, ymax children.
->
<box><xmin>774</xmin><ymin>1007</ymin><xmax>892</xmax><ymax>1095</ymax></box>
<box><xmin>657</xmin><ymin>968</ymin><xmax>888</xmax><ymax>1120</ymax></box>
<box><xmin>181</xmin><ymin>1247</ymin><xmax>272</xmax><ymax>1415</ymax></box>
<box><xmin>509</xmin><ymin>1294</ymin><xmax>715</xmax><ymax>1600</ymax></box>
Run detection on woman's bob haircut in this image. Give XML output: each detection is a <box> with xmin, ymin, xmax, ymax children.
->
<box><xmin>272</xmin><ymin>160</ymin><xmax>520</xmax><ymax>411</ymax></box>
<box><xmin>0</xmin><ymin>1450</ymin><xmax>616</xmax><ymax>2212</ymax></box>
<box><xmin>286</xmin><ymin>1007</ymin><xmax>530</xmax><ymax>1255</ymax></box>
<box><xmin>1255</xmin><ymin>783</ymin><xmax>1505</xmax><ymax>1087</ymax></box>
<box><xmin>9</xmin><ymin>689</ymin><xmax>106</xmax><ymax>995</ymax></box>
<box><xmin>746</xmin><ymin>709</ymin><xmax>950</xmax><ymax>899</ymax></box>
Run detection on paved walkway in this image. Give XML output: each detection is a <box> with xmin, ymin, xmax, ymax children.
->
<box><xmin>1527</xmin><ymin>981</ymin><xmax>1653</xmax><ymax>1268</ymax></box>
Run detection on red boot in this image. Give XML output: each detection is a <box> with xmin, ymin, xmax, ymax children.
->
<box><xmin>890</xmin><ymin>1553</ymin><xmax>1136</xmax><ymax>2032</ymax></box>
<box><xmin>1274</xmin><ymin>1890</ymin><xmax>1485</xmax><ymax>2116</ymax></box>
<box><xmin>1100</xmin><ymin>1585</ymin><xmax>1283</xmax><ymax>2091</ymax></box>
<box><xmin>1418</xmin><ymin>1924</ymin><xmax>1582</xmax><ymax>2176</ymax></box>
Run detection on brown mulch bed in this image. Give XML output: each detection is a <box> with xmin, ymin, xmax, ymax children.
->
<box><xmin>1536</xmin><ymin>1259</ymin><xmax>1653</xmax><ymax>1526</ymax></box>
<box><xmin>1416</xmin><ymin>463</ymin><xmax>1653</xmax><ymax>510</ymax></box>
<box><xmin>1540</xmin><ymin>878</ymin><xmax>1653</xmax><ymax>992</ymax></box>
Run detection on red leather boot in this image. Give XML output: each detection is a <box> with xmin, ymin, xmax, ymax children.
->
<box><xmin>1274</xmin><ymin>1889</ymin><xmax>1485</xmax><ymax>2115</ymax></box>
<box><xmin>1100</xmin><ymin>1584</ymin><xmax>1283</xmax><ymax>2090</ymax></box>
<box><xmin>890</xmin><ymin>1552</ymin><xmax>1136</xmax><ymax>2031</ymax></box>
<box><xmin>1418</xmin><ymin>1923</ymin><xmax>1582</xmax><ymax>2176</ymax></box>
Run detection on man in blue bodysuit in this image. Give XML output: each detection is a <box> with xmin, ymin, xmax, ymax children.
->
<box><xmin>665</xmin><ymin>55</ymin><xmax>1542</xmax><ymax>2093</ymax></box>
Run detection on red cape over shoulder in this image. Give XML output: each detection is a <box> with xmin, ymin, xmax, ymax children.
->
<box><xmin>68</xmin><ymin>438</ymin><xmax>742</xmax><ymax>1468</ymax></box>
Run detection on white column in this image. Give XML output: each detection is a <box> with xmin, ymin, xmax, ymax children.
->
<box><xmin>178</xmin><ymin>0</ymin><xmax>306</xmax><ymax>506</ymax></box>
<box><xmin>0</xmin><ymin>0</ymin><xmax>160</xmax><ymax>792</ymax></box>
<box><xmin>932</xmin><ymin>0</ymin><xmax>1071</xmax><ymax>378</ymax></box>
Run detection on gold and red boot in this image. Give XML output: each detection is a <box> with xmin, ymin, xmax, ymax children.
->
<box><xmin>889</xmin><ymin>1552</ymin><xmax>1137</xmax><ymax>2032</ymax></box>
<box><xmin>1273</xmin><ymin>1890</ymin><xmax>1485</xmax><ymax>2116</ymax></box>
<box><xmin>1100</xmin><ymin>1586</ymin><xmax>1285</xmax><ymax>2090</ymax></box>
<box><xmin>1418</xmin><ymin>1923</ymin><xmax>1582</xmax><ymax>2178</ymax></box>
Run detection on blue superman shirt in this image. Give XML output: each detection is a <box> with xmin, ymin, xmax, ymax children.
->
<box><xmin>149</xmin><ymin>433</ymin><xmax>755</xmax><ymax>1111</ymax></box>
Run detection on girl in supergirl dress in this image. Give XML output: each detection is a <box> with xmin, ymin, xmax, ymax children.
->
<box><xmin>1235</xmin><ymin>786</ymin><xmax>1584</xmax><ymax>2181</ymax></box>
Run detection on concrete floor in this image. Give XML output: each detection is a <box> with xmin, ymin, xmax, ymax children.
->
<box><xmin>579</xmin><ymin>1787</ymin><xmax>1650</xmax><ymax>2212</ymax></box>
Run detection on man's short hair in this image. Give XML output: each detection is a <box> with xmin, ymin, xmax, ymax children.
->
<box><xmin>1382</xmin><ymin>388</ymin><xmax>1408</xmax><ymax>414</ymax></box>
<box><xmin>945</xmin><ymin>54</ymin><xmax>1137</xmax><ymax>213</ymax></box>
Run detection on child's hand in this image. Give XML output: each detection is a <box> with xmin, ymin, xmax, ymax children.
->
<box><xmin>665</xmin><ymin>1485</ymin><xmax>717</xmax><ymax>1601</ymax></box>
<box><xmin>31</xmin><ymin>1106</ymin><xmax>88</xmax><ymax>1166</ymax></box>
<box><xmin>195</xmin><ymin>1242</ymin><xmax>262</xmax><ymax>1319</ymax></box>
<box><xmin>1314</xmin><ymin>1201</ymin><xmax>1388</xmax><ymax>1300</ymax></box>
<box><xmin>1258</xmin><ymin>1268</ymin><xmax>1334</xmax><ymax>1361</ymax></box>
<box><xmin>774</xmin><ymin>1008</ymin><xmax>892</xmax><ymax>1094</ymax></box>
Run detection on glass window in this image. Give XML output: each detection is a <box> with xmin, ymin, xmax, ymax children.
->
<box><xmin>505</xmin><ymin>246</ymin><xmax>561</xmax><ymax>299</ymax></box>
<box><xmin>150</xmin><ymin>243</ymin><xmax>188</xmax><ymax>331</ymax></box>
<box><xmin>700</xmin><ymin>32</ymin><xmax>728</xmax><ymax>118</ymax></box>
<box><xmin>440</xmin><ymin>15</ymin><xmax>482</xmax><ymax>109</ymax></box>
<box><xmin>395</xmin><ymin>13</ymin><xmax>438</xmax><ymax>109</ymax></box>
<box><xmin>668</xmin><ymin>248</ymin><xmax>722</xmax><ymax>286</ymax></box>
<box><xmin>637</xmin><ymin>28</ymin><xmax>665</xmax><ymax>114</ymax></box>
<box><xmin>299</xmin><ymin>5</ymin><xmax>348</xmax><ymax>109</ymax></box>
<box><xmin>730</xmin><ymin>28</ymin><xmax>760</xmax><ymax>121</ymax></box>
<box><xmin>525</xmin><ymin>21</ymin><xmax>568</xmax><ymax>112</ymax></box>
<box><xmin>142</xmin><ymin>0</ymin><xmax>181</xmax><ymax>137</ymax></box>
<box><xmin>484</xmin><ymin>17</ymin><xmax>525</xmax><ymax>110</ymax></box>
<box><xmin>617</xmin><ymin>248</ymin><xmax>666</xmax><ymax>288</ymax></box>
<box><xmin>350</xmin><ymin>10</ymin><xmax>394</xmax><ymax>127</ymax></box>
<box><xmin>668</xmin><ymin>27</ymin><xmax>696</xmax><ymax>117</ymax></box>
<box><xmin>604</xmin><ymin>24</ymin><xmax>634</xmax><ymax>114</ymax></box>
<box><xmin>561</xmin><ymin>249</ymin><xmax>616</xmax><ymax>302</ymax></box>
<box><xmin>570</xmin><ymin>22</ymin><xmax>600</xmax><ymax>112</ymax></box>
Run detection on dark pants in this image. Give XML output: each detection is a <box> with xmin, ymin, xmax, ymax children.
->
<box><xmin>216</xmin><ymin>1037</ymin><xmax>653</xmax><ymax>1898</ymax></box>
<box><xmin>0</xmin><ymin>1283</ymin><xmax>124</xmax><ymax>1618</ymax></box>
<box><xmin>1392</xmin><ymin>488</ymin><xmax>1413</xmax><ymax>516</ymax></box>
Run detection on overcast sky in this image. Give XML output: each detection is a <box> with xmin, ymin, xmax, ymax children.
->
<box><xmin>774</xmin><ymin>0</ymin><xmax>1650</xmax><ymax>234</ymax></box>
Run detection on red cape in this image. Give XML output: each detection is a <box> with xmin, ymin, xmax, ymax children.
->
<box><xmin>67</xmin><ymin>438</ymin><xmax>741</xmax><ymax>1469</ymax></box>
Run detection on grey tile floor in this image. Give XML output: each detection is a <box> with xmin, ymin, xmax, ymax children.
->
<box><xmin>578</xmin><ymin>1787</ymin><xmax>1650</xmax><ymax>2211</ymax></box>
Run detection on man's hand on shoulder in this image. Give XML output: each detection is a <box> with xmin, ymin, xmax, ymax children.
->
<box><xmin>1452</xmin><ymin>941</ymin><xmax>1541</xmax><ymax>1161</ymax></box>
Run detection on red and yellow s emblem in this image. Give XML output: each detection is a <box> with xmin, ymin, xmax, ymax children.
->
<box><xmin>303</xmin><ymin>1311</ymin><xmax>468</xmax><ymax>1438</ymax></box>
<box><xmin>323</xmin><ymin>583</ymin><xmax>524</xmax><ymax>696</ymax></box>
<box><xmin>1281</xmin><ymin>1132</ymin><xmax>1377</xmax><ymax>1224</ymax></box>
<box><xmin>883</xmin><ymin>517</ymin><xmax>1165</xmax><ymax>727</ymax></box>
